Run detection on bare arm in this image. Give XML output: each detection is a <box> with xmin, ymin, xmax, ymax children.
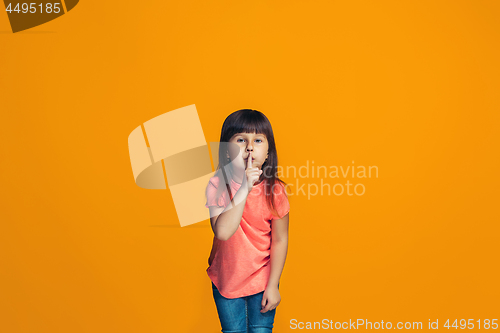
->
<box><xmin>260</xmin><ymin>212</ymin><xmax>289</xmax><ymax>313</ymax></box>
<box><xmin>210</xmin><ymin>151</ymin><xmax>262</xmax><ymax>241</ymax></box>
<box><xmin>209</xmin><ymin>185</ymin><xmax>249</xmax><ymax>241</ymax></box>
<box><xmin>267</xmin><ymin>212</ymin><xmax>289</xmax><ymax>288</ymax></box>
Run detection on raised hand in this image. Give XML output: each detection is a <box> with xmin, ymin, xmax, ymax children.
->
<box><xmin>243</xmin><ymin>151</ymin><xmax>262</xmax><ymax>192</ymax></box>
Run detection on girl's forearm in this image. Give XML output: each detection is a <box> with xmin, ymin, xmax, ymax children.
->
<box><xmin>267</xmin><ymin>240</ymin><xmax>288</xmax><ymax>289</ymax></box>
<box><xmin>214</xmin><ymin>186</ymin><xmax>249</xmax><ymax>241</ymax></box>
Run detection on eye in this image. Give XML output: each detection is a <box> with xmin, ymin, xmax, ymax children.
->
<box><xmin>255</xmin><ymin>139</ymin><xmax>262</xmax><ymax>143</ymax></box>
<box><xmin>237</xmin><ymin>138</ymin><xmax>245</xmax><ymax>142</ymax></box>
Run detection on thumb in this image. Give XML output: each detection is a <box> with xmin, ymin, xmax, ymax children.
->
<box><xmin>261</xmin><ymin>296</ymin><xmax>267</xmax><ymax>308</ymax></box>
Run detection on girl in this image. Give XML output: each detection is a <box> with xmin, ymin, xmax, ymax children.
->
<box><xmin>205</xmin><ymin>109</ymin><xmax>290</xmax><ymax>333</ymax></box>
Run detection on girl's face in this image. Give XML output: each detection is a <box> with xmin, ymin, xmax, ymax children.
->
<box><xmin>228</xmin><ymin>132</ymin><xmax>269</xmax><ymax>170</ymax></box>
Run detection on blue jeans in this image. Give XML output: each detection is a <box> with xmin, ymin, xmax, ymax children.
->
<box><xmin>212</xmin><ymin>281</ymin><xmax>278</xmax><ymax>333</ymax></box>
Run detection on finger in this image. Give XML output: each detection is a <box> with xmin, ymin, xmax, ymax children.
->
<box><xmin>247</xmin><ymin>151</ymin><xmax>252</xmax><ymax>170</ymax></box>
<box><xmin>249</xmin><ymin>169</ymin><xmax>260</xmax><ymax>176</ymax></box>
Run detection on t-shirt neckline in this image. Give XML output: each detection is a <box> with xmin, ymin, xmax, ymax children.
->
<box><xmin>230</xmin><ymin>177</ymin><xmax>265</xmax><ymax>187</ymax></box>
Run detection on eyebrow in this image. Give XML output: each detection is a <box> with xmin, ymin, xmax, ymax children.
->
<box><xmin>235</xmin><ymin>133</ymin><xmax>266</xmax><ymax>137</ymax></box>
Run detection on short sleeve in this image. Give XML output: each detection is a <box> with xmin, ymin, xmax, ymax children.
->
<box><xmin>205</xmin><ymin>177</ymin><xmax>226</xmax><ymax>208</ymax></box>
<box><xmin>271</xmin><ymin>183</ymin><xmax>290</xmax><ymax>220</ymax></box>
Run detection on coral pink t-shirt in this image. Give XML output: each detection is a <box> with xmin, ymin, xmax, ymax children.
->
<box><xmin>205</xmin><ymin>176</ymin><xmax>290</xmax><ymax>299</ymax></box>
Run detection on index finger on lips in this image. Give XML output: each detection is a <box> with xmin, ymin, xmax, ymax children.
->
<box><xmin>247</xmin><ymin>151</ymin><xmax>252</xmax><ymax>169</ymax></box>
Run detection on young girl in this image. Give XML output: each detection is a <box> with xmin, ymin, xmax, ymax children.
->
<box><xmin>205</xmin><ymin>109</ymin><xmax>290</xmax><ymax>333</ymax></box>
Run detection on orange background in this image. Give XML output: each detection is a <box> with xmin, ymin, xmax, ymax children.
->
<box><xmin>1</xmin><ymin>1</ymin><xmax>499</xmax><ymax>332</ymax></box>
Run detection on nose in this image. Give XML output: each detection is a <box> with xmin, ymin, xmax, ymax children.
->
<box><xmin>246</xmin><ymin>143</ymin><xmax>253</xmax><ymax>152</ymax></box>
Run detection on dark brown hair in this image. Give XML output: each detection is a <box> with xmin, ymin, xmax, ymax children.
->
<box><xmin>214</xmin><ymin>109</ymin><xmax>287</xmax><ymax>219</ymax></box>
